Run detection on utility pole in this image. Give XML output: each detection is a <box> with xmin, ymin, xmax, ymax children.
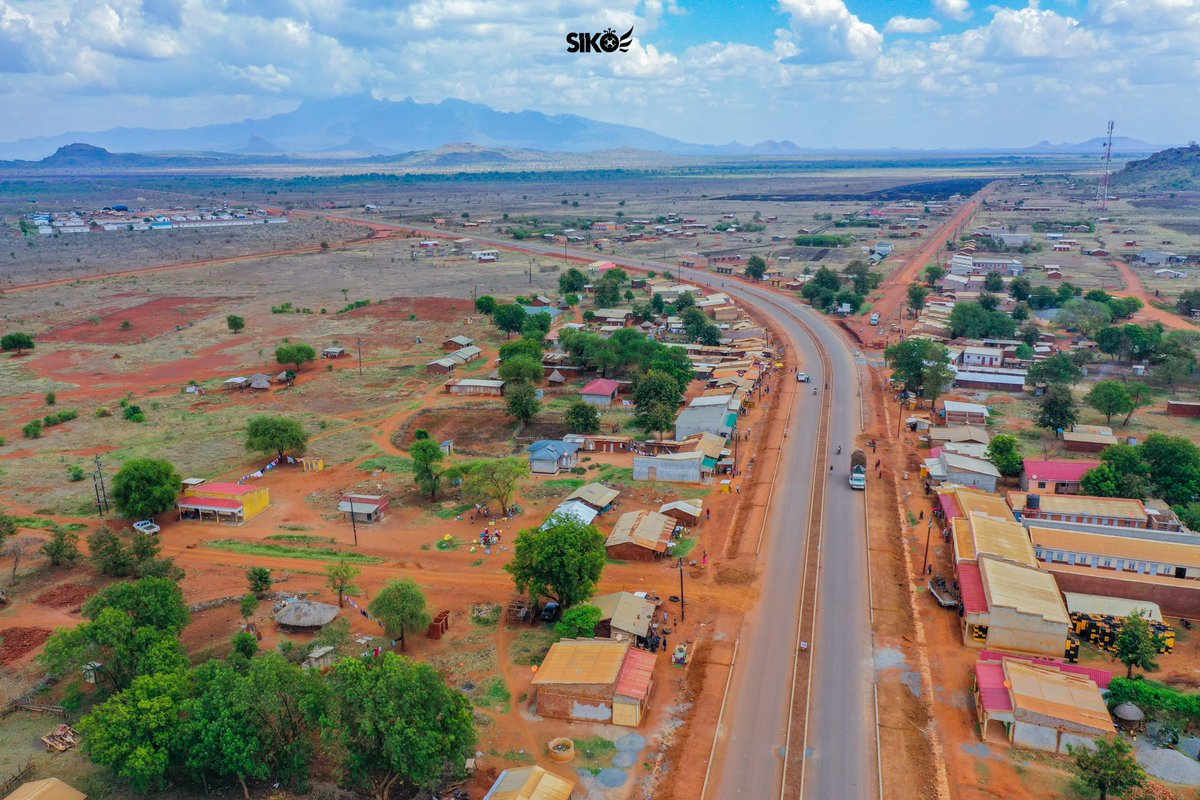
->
<box><xmin>356</xmin><ymin>337</ymin><xmax>364</xmax><ymax>377</ymax></box>
<box><xmin>1100</xmin><ymin>120</ymin><xmax>1115</xmax><ymax>211</ymax></box>
<box><xmin>677</xmin><ymin>557</ymin><xmax>686</xmax><ymax>622</ymax></box>
<box><xmin>92</xmin><ymin>454</ymin><xmax>109</xmax><ymax>516</ymax></box>
<box><xmin>349</xmin><ymin>502</ymin><xmax>359</xmax><ymax>547</ymax></box>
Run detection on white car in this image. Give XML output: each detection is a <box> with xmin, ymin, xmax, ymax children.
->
<box><xmin>132</xmin><ymin>519</ymin><xmax>161</xmax><ymax>535</ymax></box>
<box><xmin>796</xmin><ymin>372</ymin><xmax>810</xmax><ymax>383</ymax></box>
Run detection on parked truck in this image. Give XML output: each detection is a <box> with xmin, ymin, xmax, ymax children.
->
<box><xmin>849</xmin><ymin>449</ymin><xmax>867</xmax><ymax>490</ymax></box>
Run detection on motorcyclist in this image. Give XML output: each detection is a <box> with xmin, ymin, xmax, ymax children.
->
<box><xmin>836</xmin><ymin>446</ymin><xmax>842</xmax><ymax>455</ymax></box>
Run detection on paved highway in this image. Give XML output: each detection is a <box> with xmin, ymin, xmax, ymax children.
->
<box><xmin>308</xmin><ymin>215</ymin><xmax>876</xmax><ymax>799</ymax></box>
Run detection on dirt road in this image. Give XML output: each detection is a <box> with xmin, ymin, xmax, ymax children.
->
<box><xmin>1108</xmin><ymin>258</ymin><xmax>1197</xmax><ymax>330</ymax></box>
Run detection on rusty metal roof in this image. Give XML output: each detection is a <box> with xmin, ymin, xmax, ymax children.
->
<box><xmin>533</xmin><ymin>639</ymin><xmax>628</xmax><ymax>686</ymax></box>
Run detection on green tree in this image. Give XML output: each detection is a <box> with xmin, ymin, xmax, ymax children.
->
<box><xmin>1037</xmin><ymin>384</ymin><xmax>1078</xmax><ymax>431</ymax></box>
<box><xmin>247</xmin><ymin>566</ymin><xmax>272</xmax><ymax>596</ymax></box>
<box><xmin>522</xmin><ymin>311</ymin><xmax>552</xmax><ymax>338</ymax></box>
<box><xmin>1115</xmin><ymin>610</ymin><xmax>1161</xmax><ymax>679</ymax></box>
<box><xmin>410</xmin><ymin>437</ymin><xmax>454</xmax><ymax>501</ymax></box>
<box><xmin>506</xmin><ymin>514</ymin><xmax>606</xmax><ymax>608</ymax></box>
<box><xmin>226</xmin><ymin>315</ymin><xmax>245</xmax><ymax>334</ymax></box>
<box><xmin>320</xmin><ymin>653</ymin><xmax>475</xmax><ymax>800</ymax></box>
<box><xmin>977</xmin><ymin>292</ymin><xmax>1000</xmax><ymax>311</ymax></box>
<box><xmin>474</xmin><ymin>295</ymin><xmax>497</xmax><ymax>315</ymax></box>
<box><xmin>461</xmin><ymin>457</ymin><xmax>528</xmax><ymax>516</ymax></box>
<box><xmin>633</xmin><ymin>369</ymin><xmax>682</xmax><ymax>409</ymax></box>
<box><xmin>111</xmin><ymin>458</ymin><xmax>181</xmax><ymax>519</ymax></box>
<box><xmin>369</xmin><ymin>578</ymin><xmax>431</xmax><ymax>652</ymax></box>
<box><xmin>498</xmin><ymin>354</ymin><xmax>542</xmax><ymax>384</ymax></box>
<box><xmin>983</xmin><ymin>271</ymin><xmax>1004</xmax><ymax>292</ymax></box>
<box><xmin>239</xmin><ymin>594</ymin><xmax>259</xmax><ymax>622</ymax></box>
<box><xmin>1068</xmin><ymin>737</ymin><xmax>1145</xmax><ymax>800</ymax></box>
<box><xmin>565</xmin><ymin>399</ymin><xmax>601</xmax><ymax>434</ymax></box>
<box><xmin>636</xmin><ymin>401</ymin><xmax>677</xmax><ymax>440</ymax></box>
<box><xmin>907</xmin><ymin>283</ymin><xmax>928</xmax><ymax>312</ymax></box>
<box><xmin>744</xmin><ymin>255</ymin><xmax>767</xmax><ymax>281</ymax></box>
<box><xmin>498</xmin><ymin>337</ymin><xmax>543</xmax><ymax>362</ymax></box>
<box><xmin>1121</xmin><ymin>381</ymin><xmax>1152</xmax><ymax>426</ymax></box>
<box><xmin>274</xmin><ymin>343</ymin><xmax>316</xmax><ymax>372</ymax></box>
<box><xmin>948</xmin><ymin>302</ymin><xmax>1017</xmax><ymax>339</ymax></box>
<box><xmin>1</xmin><ymin>331</ymin><xmax>34</xmax><ymax>355</ymax></box>
<box><xmin>0</xmin><ymin>513</ymin><xmax>14</xmax><ymax>552</ymax></box>
<box><xmin>1177</xmin><ymin>289</ymin><xmax>1200</xmax><ymax>317</ymax></box>
<box><xmin>1019</xmin><ymin>320</ymin><xmax>1042</xmax><ymax>346</ymax></box>
<box><xmin>556</xmin><ymin>604</ymin><xmax>602</xmax><ymax>639</ymax></box>
<box><xmin>492</xmin><ymin>303</ymin><xmax>528</xmax><ymax>338</ymax></box>
<box><xmin>1057</xmin><ymin>299</ymin><xmax>1113</xmax><ymax>337</ymax></box>
<box><xmin>505</xmin><ymin>382</ymin><xmax>540</xmax><ymax>424</ymax></box>
<box><xmin>1174</xmin><ymin>502</ymin><xmax>1200</xmax><ymax>531</ymax></box>
<box><xmin>1015</xmin><ymin>343</ymin><xmax>1035</xmax><ymax>360</ymax></box>
<box><xmin>843</xmin><ymin>261</ymin><xmax>877</xmax><ymax>295</ymax></box>
<box><xmin>1027</xmin><ymin>353</ymin><xmax>1083</xmax><ymax>385</ymax></box>
<box><xmin>1085</xmin><ymin>381</ymin><xmax>1133</xmax><ymax>425</ymax></box>
<box><xmin>884</xmin><ymin>339</ymin><xmax>952</xmax><ymax>398</ymax></box>
<box><xmin>1009</xmin><ymin>276</ymin><xmax>1032</xmax><ymax>301</ymax></box>
<box><xmin>594</xmin><ymin>277</ymin><xmax>622</xmax><ymax>307</ymax></box>
<box><xmin>230</xmin><ymin>630</ymin><xmax>258</xmax><ymax>660</ymax></box>
<box><xmin>88</xmin><ymin>526</ymin><xmax>136</xmax><ymax>576</ymax></box>
<box><xmin>986</xmin><ymin>435</ymin><xmax>1023</xmax><ymax>478</ymax></box>
<box><xmin>42</xmin><ymin>526</ymin><xmax>81</xmax><ymax>567</ymax></box>
<box><xmin>923</xmin><ymin>264</ymin><xmax>946</xmax><ymax>284</ymax></box>
<box><xmin>1140</xmin><ymin>433</ymin><xmax>1200</xmax><ymax>506</ymax></box>
<box><xmin>559</xmin><ymin>267</ymin><xmax>588</xmax><ymax>294</ymax></box>
<box><xmin>45</xmin><ymin>390</ymin><xmax>56</xmax><ymax>406</ymax></box>
<box><xmin>245</xmin><ymin>416</ymin><xmax>309</xmax><ymax>461</ymax></box>
<box><xmin>324</xmin><ymin>559</ymin><xmax>361</xmax><ymax>608</ymax></box>
<box><xmin>78</xmin><ymin>669</ymin><xmax>192</xmax><ymax>791</ymax></box>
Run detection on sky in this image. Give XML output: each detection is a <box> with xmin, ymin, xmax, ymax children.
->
<box><xmin>0</xmin><ymin>0</ymin><xmax>1197</xmax><ymax>148</ymax></box>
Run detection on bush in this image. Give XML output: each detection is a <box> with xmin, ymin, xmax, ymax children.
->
<box><xmin>43</xmin><ymin>409</ymin><xmax>78</xmax><ymax>427</ymax></box>
<box><xmin>67</xmin><ymin>465</ymin><xmax>86</xmax><ymax>482</ymax></box>
<box><xmin>95</xmin><ymin>407</ymin><xmax>112</xmax><ymax>418</ymax></box>
<box><xmin>22</xmin><ymin>419</ymin><xmax>43</xmax><ymax>438</ymax></box>
<box><xmin>45</xmin><ymin>391</ymin><xmax>56</xmax><ymax>406</ymax></box>
<box><xmin>122</xmin><ymin>405</ymin><xmax>146</xmax><ymax>423</ymax></box>
<box><xmin>247</xmin><ymin>566</ymin><xmax>272</xmax><ymax>596</ymax></box>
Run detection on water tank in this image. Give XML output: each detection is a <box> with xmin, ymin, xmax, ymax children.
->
<box><xmin>1026</xmin><ymin>493</ymin><xmax>1041</xmax><ymax>510</ymax></box>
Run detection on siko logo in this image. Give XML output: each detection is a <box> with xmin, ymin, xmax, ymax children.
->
<box><xmin>566</xmin><ymin>26</ymin><xmax>633</xmax><ymax>53</ymax></box>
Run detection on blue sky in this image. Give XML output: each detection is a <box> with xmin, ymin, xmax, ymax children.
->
<box><xmin>0</xmin><ymin>0</ymin><xmax>1196</xmax><ymax>150</ymax></box>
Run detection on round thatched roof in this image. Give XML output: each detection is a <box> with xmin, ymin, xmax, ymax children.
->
<box><xmin>275</xmin><ymin>600</ymin><xmax>339</xmax><ymax>628</ymax></box>
<box><xmin>1114</xmin><ymin>702</ymin><xmax>1145</xmax><ymax>722</ymax></box>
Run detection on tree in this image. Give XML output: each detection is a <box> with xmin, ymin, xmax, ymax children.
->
<box><xmin>474</xmin><ymin>295</ymin><xmax>497</xmax><ymax>315</ymax></box>
<box><xmin>461</xmin><ymin>457</ymin><xmax>528</xmax><ymax>516</ymax></box>
<box><xmin>42</xmin><ymin>526</ymin><xmax>81</xmax><ymax>567</ymax></box>
<box><xmin>45</xmin><ymin>390</ymin><xmax>56</xmax><ymax>406</ymax></box>
<box><xmin>698</xmin><ymin>324</ymin><xmax>722</xmax><ymax>346</ymax></box>
<box><xmin>111</xmin><ymin>458</ymin><xmax>181</xmax><ymax>519</ymax></box>
<box><xmin>1121</xmin><ymin>381</ymin><xmax>1152</xmax><ymax>426</ymax></box>
<box><xmin>506</xmin><ymin>513</ymin><xmax>606</xmax><ymax>608</ymax></box>
<box><xmin>226</xmin><ymin>315</ymin><xmax>245</xmax><ymax>333</ymax></box>
<box><xmin>1019</xmin><ymin>320</ymin><xmax>1041</xmax><ymax>346</ymax></box>
<box><xmin>1177</xmin><ymin>289</ymin><xmax>1200</xmax><ymax>317</ymax></box>
<box><xmin>321</xmin><ymin>653</ymin><xmax>475</xmax><ymax>800</ymax></box>
<box><xmin>949</xmin><ymin>302</ymin><xmax>1016</xmax><ymax>339</ymax></box>
<box><xmin>505</xmin><ymin>382</ymin><xmax>540</xmax><ymax>424</ymax></box>
<box><xmin>633</xmin><ymin>369</ymin><xmax>682</xmax><ymax>409</ymax></box>
<box><xmin>843</xmin><ymin>261</ymin><xmax>877</xmax><ymax>295</ymax></box>
<box><xmin>498</xmin><ymin>354</ymin><xmax>542</xmax><ymax>384</ymax></box>
<box><xmin>636</xmin><ymin>401</ymin><xmax>677</xmax><ymax>440</ymax></box>
<box><xmin>744</xmin><ymin>255</ymin><xmax>767</xmax><ymax>281</ymax></box>
<box><xmin>78</xmin><ymin>670</ymin><xmax>192</xmax><ymax>791</ymax></box>
<box><xmin>239</xmin><ymin>593</ymin><xmax>259</xmax><ymax>622</ymax></box>
<box><xmin>245</xmin><ymin>415</ymin><xmax>309</xmax><ymax>460</ymax></box>
<box><xmin>907</xmin><ymin>283</ymin><xmax>928</xmax><ymax>312</ymax></box>
<box><xmin>1057</xmin><ymin>299</ymin><xmax>1113</xmax><ymax>337</ymax></box>
<box><xmin>1068</xmin><ymin>737</ymin><xmax>1145</xmax><ymax>800</ymax></box>
<box><xmin>492</xmin><ymin>303</ymin><xmax>527</xmax><ymax>338</ymax></box>
<box><xmin>1009</xmin><ymin>276</ymin><xmax>1032</xmax><ymax>301</ymax></box>
<box><xmin>1015</xmin><ymin>343</ymin><xmax>1035</xmax><ymax>360</ymax></box>
<box><xmin>369</xmin><ymin>579</ymin><xmax>431</xmax><ymax>652</ymax></box>
<box><xmin>1140</xmin><ymin>433</ymin><xmax>1200</xmax><ymax>506</ymax></box>
<box><xmin>410</xmin><ymin>437</ymin><xmax>454</xmax><ymax>501</ymax></box>
<box><xmin>1085</xmin><ymin>381</ymin><xmax>1133</xmax><ymax>425</ymax></box>
<box><xmin>88</xmin><ymin>527</ymin><xmax>136</xmax><ymax>576</ymax></box>
<box><xmin>976</xmin><ymin>292</ymin><xmax>1000</xmax><ymax>311</ymax></box>
<box><xmin>983</xmin><ymin>271</ymin><xmax>1004</xmax><ymax>292</ymax></box>
<box><xmin>986</xmin><ymin>435</ymin><xmax>1023</xmax><ymax>478</ymax></box>
<box><xmin>247</xmin><ymin>566</ymin><xmax>272</xmax><ymax>596</ymax></box>
<box><xmin>565</xmin><ymin>399</ymin><xmax>600</xmax><ymax>434</ymax></box>
<box><xmin>1115</xmin><ymin>611</ymin><xmax>1161</xmax><ymax>679</ymax></box>
<box><xmin>923</xmin><ymin>264</ymin><xmax>945</xmax><ymax>284</ymax></box>
<box><xmin>498</xmin><ymin>337</ymin><xmax>542</xmax><ymax>362</ymax></box>
<box><xmin>522</xmin><ymin>311</ymin><xmax>552</xmax><ymax>338</ymax></box>
<box><xmin>1010</xmin><ymin>302</ymin><xmax>1030</xmax><ymax>322</ymax></box>
<box><xmin>884</xmin><ymin>339</ymin><xmax>952</xmax><ymax>397</ymax></box>
<box><xmin>559</xmin><ymin>267</ymin><xmax>588</xmax><ymax>294</ymax></box>
<box><xmin>594</xmin><ymin>277</ymin><xmax>622</xmax><ymax>307</ymax></box>
<box><xmin>1</xmin><ymin>332</ymin><xmax>34</xmax><ymax>355</ymax></box>
<box><xmin>1037</xmin><ymin>384</ymin><xmax>1078</xmax><ymax>431</ymax></box>
<box><xmin>2</xmin><ymin>536</ymin><xmax>39</xmax><ymax>583</ymax></box>
<box><xmin>0</xmin><ymin>513</ymin><xmax>14</xmax><ymax>552</ymax></box>
<box><xmin>274</xmin><ymin>343</ymin><xmax>316</xmax><ymax>371</ymax></box>
<box><xmin>324</xmin><ymin>560</ymin><xmax>361</xmax><ymax>608</ymax></box>
<box><xmin>1027</xmin><ymin>353</ymin><xmax>1083</xmax><ymax>385</ymax></box>
<box><xmin>556</xmin><ymin>604</ymin><xmax>602</xmax><ymax>639</ymax></box>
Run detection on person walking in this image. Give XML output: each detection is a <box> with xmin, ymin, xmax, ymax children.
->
<box><xmin>702</xmin><ymin>550</ymin><xmax>708</xmax><ymax>567</ymax></box>
<box><xmin>706</xmin><ymin>508</ymin><xmax>711</xmax><ymax>521</ymax></box>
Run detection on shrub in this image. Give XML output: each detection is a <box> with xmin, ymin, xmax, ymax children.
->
<box><xmin>67</xmin><ymin>465</ymin><xmax>86</xmax><ymax>482</ymax></box>
<box><xmin>122</xmin><ymin>405</ymin><xmax>146</xmax><ymax>423</ymax></box>
<box><xmin>22</xmin><ymin>419</ymin><xmax>43</xmax><ymax>438</ymax></box>
<box><xmin>43</xmin><ymin>409</ymin><xmax>78</xmax><ymax>427</ymax></box>
<box><xmin>45</xmin><ymin>391</ymin><xmax>56</xmax><ymax>406</ymax></box>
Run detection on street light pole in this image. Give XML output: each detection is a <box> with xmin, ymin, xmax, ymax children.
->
<box><xmin>922</xmin><ymin>518</ymin><xmax>934</xmax><ymax>574</ymax></box>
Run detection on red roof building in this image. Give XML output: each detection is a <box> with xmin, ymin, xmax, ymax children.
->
<box><xmin>958</xmin><ymin>562</ymin><xmax>989</xmax><ymax>614</ymax></box>
<box><xmin>1020</xmin><ymin>460</ymin><xmax>1100</xmax><ymax>495</ymax></box>
<box><xmin>580</xmin><ymin>379</ymin><xmax>622</xmax><ymax>406</ymax></box>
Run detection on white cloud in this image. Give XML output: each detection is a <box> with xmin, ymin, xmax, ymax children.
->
<box><xmin>933</xmin><ymin>0</ymin><xmax>972</xmax><ymax>22</ymax></box>
<box><xmin>777</xmin><ymin>0</ymin><xmax>883</xmax><ymax>62</ymax></box>
<box><xmin>982</xmin><ymin>5</ymin><xmax>1098</xmax><ymax>60</ymax></box>
<box><xmin>884</xmin><ymin>16</ymin><xmax>941</xmax><ymax>34</ymax></box>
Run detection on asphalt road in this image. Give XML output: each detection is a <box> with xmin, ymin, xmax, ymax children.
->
<box><xmin>313</xmin><ymin>216</ymin><xmax>876</xmax><ymax>799</ymax></box>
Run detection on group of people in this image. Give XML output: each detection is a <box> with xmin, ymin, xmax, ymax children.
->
<box><xmin>479</xmin><ymin>528</ymin><xmax>502</xmax><ymax>547</ymax></box>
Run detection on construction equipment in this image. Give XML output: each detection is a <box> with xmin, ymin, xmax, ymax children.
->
<box><xmin>849</xmin><ymin>450</ymin><xmax>867</xmax><ymax>490</ymax></box>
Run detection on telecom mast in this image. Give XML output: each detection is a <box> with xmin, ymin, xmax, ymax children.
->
<box><xmin>1100</xmin><ymin>120</ymin><xmax>1115</xmax><ymax>210</ymax></box>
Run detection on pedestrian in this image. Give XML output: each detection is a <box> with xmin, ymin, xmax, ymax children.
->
<box><xmin>830</xmin><ymin>465</ymin><xmax>834</xmax><ymax>472</ymax></box>
<box><xmin>706</xmin><ymin>508</ymin><xmax>711</xmax><ymax>521</ymax></box>
<box><xmin>919</xmin><ymin>510</ymin><xmax>924</xmax><ymax>521</ymax></box>
<box><xmin>663</xmin><ymin>610</ymin><xmax>669</xmax><ymax>624</ymax></box>
<box><xmin>735</xmin><ymin>484</ymin><xmax>740</xmax><ymax>493</ymax></box>
<box><xmin>875</xmin><ymin>459</ymin><xmax>881</xmax><ymax>469</ymax></box>
<box><xmin>702</xmin><ymin>550</ymin><xmax>708</xmax><ymax>567</ymax></box>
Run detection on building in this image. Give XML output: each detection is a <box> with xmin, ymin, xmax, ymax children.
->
<box><xmin>531</xmin><ymin>639</ymin><xmax>656</xmax><ymax>726</ymax></box>
<box><xmin>1020</xmin><ymin>460</ymin><xmax>1099</xmax><ymax>495</ymax></box>
<box><xmin>674</xmin><ymin>404</ymin><xmax>733</xmax><ymax>440</ymax></box>
<box><xmin>1137</xmin><ymin>249</ymin><xmax>1175</xmax><ymax>266</ymax></box>
<box><xmin>528</xmin><ymin>440</ymin><xmax>582</xmax><ymax>474</ymax></box>
<box><xmin>1010</xmin><ymin>492</ymin><xmax>1184</xmax><ymax>532</ymax></box>
<box><xmin>545</xmin><ymin>500</ymin><xmax>599</xmax><ymax>527</ymax></box>
<box><xmin>1167</xmin><ymin>400</ymin><xmax>1200</xmax><ymax>417</ymax></box>
<box><xmin>338</xmin><ymin>494</ymin><xmax>389</xmax><ymax>523</ymax></box>
<box><xmin>633</xmin><ymin>450</ymin><xmax>704</xmax><ymax>483</ymax></box>
<box><xmin>924</xmin><ymin>451</ymin><xmax>1001</xmax><ymax>493</ymax></box>
<box><xmin>522</xmin><ymin>306</ymin><xmax>563</xmax><ymax>323</ymax></box>
<box><xmin>606</xmin><ymin>511</ymin><xmax>675</xmax><ymax>560</ymax></box>
<box><xmin>564</xmin><ymin>483</ymin><xmax>620</xmax><ymax>513</ymax></box>
<box><xmin>427</xmin><ymin>357</ymin><xmax>457</xmax><ymax>375</ymax></box>
<box><xmin>928</xmin><ymin>425</ymin><xmax>991</xmax><ymax>446</ymax></box>
<box><xmin>3</xmin><ymin>778</ymin><xmax>87</xmax><ymax>800</ymax></box>
<box><xmin>447</xmin><ymin>345</ymin><xmax>482</xmax><ymax>365</ymax></box>
<box><xmin>444</xmin><ymin>379</ymin><xmax>505</xmax><ymax>396</ymax></box>
<box><xmin>1061</xmin><ymin>430</ymin><xmax>1117</xmax><ymax>453</ymax></box>
<box><xmin>975</xmin><ymin>657</ymin><xmax>1114</xmax><ymax>753</ymax></box>
<box><xmin>321</xmin><ymin>346</ymin><xmax>346</xmax><ymax>359</ymax></box>
<box><xmin>590</xmin><ymin>591</ymin><xmax>656</xmax><ymax>640</ymax></box>
<box><xmin>942</xmin><ymin>400</ymin><xmax>989</xmax><ymax>427</ymax></box>
<box><xmin>580</xmin><ymin>378</ymin><xmax>621</xmax><ymax>407</ymax></box>
<box><xmin>953</xmin><ymin>369</ymin><xmax>1027</xmax><ymax>392</ymax></box>
<box><xmin>953</xmin><ymin>512</ymin><xmax>1038</xmax><ymax>568</ymax></box>
<box><xmin>443</xmin><ymin>335</ymin><xmax>475</xmax><ymax>351</ymax></box>
<box><xmin>659</xmin><ymin>499</ymin><xmax>703</xmax><ymax>525</ymax></box>
<box><xmin>958</xmin><ymin>555</ymin><xmax>1071</xmax><ymax>657</ymax></box>
<box><xmin>483</xmin><ymin>766</ymin><xmax>575</xmax><ymax>800</ymax></box>
<box><xmin>178</xmin><ymin>482</ymin><xmax>270</xmax><ymax>524</ymax></box>
<box><xmin>959</xmin><ymin>346</ymin><xmax>1003</xmax><ymax>368</ymax></box>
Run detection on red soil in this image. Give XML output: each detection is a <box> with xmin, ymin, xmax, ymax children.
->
<box><xmin>33</xmin><ymin>583</ymin><xmax>97</xmax><ymax>610</ymax></box>
<box><xmin>40</xmin><ymin>296</ymin><xmax>233</xmax><ymax>344</ymax></box>
<box><xmin>349</xmin><ymin>296</ymin><xmax>475</xmax><ymax>324</ymax></box>
<box><xmin>0</xmin><ymin>628</ymin><xmax>52</xmax><ymax>664</ymax></box>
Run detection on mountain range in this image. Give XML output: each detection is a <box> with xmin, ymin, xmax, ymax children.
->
<box><xmin>0</xmin><ymin>94</ymin><xmax>1170</xmax><ymax>162</ymax></box>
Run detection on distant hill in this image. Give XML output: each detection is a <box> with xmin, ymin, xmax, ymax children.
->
<box><xmin>1026</xmin><ymin>136</ymin><xmax>1164</xmax><ymax>154</ymax></box>
<box><xmin>1113</xmin><ymin>144</ymin><xmax>1200</xmax><ymax>191</ymax></box>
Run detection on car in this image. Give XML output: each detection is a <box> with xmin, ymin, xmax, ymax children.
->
<box><xmin>539</xmin><ymin>602</ymin><xmax>561</xmax><ymax>623</ymax></box>
<box><xmin>132</xmin><ymin>519</ymin><xmax>160</xmax><ymax>535</ymax></box>
<box><xmin>796</xmin><ymin>372</ymin><xmax>810</xmax><ymax>383</ymax></box>
<box><xmin>869</xmin><ymin>312</ymin><xmax>881</xmax><ymax>325</ymax></box>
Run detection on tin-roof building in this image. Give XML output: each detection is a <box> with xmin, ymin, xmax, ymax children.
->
<box><xmin>958</xmin><ymin>555</ymin><xmax>1071</xmax><ymax>657</ymax></box>
<box><xmin>1020</xmin><ymin>460</ymin><xmax>1100</xmax><ymax>495</ymax></box>
<box><xmin>953</xmin><ymin>512</ymin><xmax>1037</xmax><ymax>568</ymax></box>
<box><xmin>531</xmin><ymin>639</ymin><xmax>656</xmax><ymax>727</ymax></box>
<box><xmin>483</xmin><ymin>766</ymin><xmax>575</xmax><ymax>800</ymax></box>
<box><xmin>177</xmin><ymin>482</ymin><xmax>269</xmax><ymax>524</ymax></box>
<box><xmin>564</xmin><ymin>483</ymin><xmax>620</xmax><ymax>512</ymax></box>
<box><xmin>445</xmin><ymin>378</ymin><xmax>505</xmax><ymax>396</ymax></box>
<box><xmin>3</xmin><ymin>778</ymin><xmax>87</xmax><ymax>800</ymax></box>
<box><xmin>338</xmin><ymin>494</ymin><xmax>389</xmax><ymax>523</ymax></box>
<box><xmin>580</xmin><ymin>378</ymin><xmax>621</xmax><ymax>406</ymax></box>
<box><xmin>605</xmin><ymin>511</ymin><xmax>675</xmax><ymax>560</ymax></box>
<box><xmin>528</xmin><ymin>440</ymin><xmax>582</xmax><ymax>475</ymax></box>
<box><xmin>590</xmin><ymin>591</ymin><xmax>657</xmax><ymax>640</ymax></box>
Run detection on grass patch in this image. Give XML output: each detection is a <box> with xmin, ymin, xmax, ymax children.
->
<box><xmin>596</xmin><ymin>465</ymin><xmax>634</xmax><ymax>483</ymax></box>
<box><xmin>606</xmin><ymin>557</ymin><xmax>627</xmax><ymax>566</ymax></box>
<box><xmin>542</xmin><ymin>478</ymin><xmax>586</xmax><ymax>491</ymax></box>
<box><xmin>435</xmin><ymin>537</ymin><xmax>465</xmax><ymax>551</ymax></box>
<box><xmin>358</xmin><ymin>455</ymin><xmax>414</xmax><ymax>473</ymax></box>
<box><xmin>508</xmin><ymin>628</ymin><xmax>557</xmax><ymax>666</ymax></box>
<box><xmin>574</xmin><ymin>736</ymin><xmax>617</xmax><ymax>765</ymax></box>
<box><xmin>205</xmin><ymin>539</ymin><xmax>383</xmax><ymax>564</ymax></box>
<box><xmin>433</xmin><ymin>502</ymin><xmax>475</xmax><ymax>520</ymax></box>
<box><xmin>265</xmin><ymin>533</ymin><xmax>336</xmax><ymax>544</ymax></box>
<box><xmin>276</xmin><ymin>523</ymin><xmax>313</xmax><ymax>532</ymax></box>
<box><xmin>470</xmin><ymin>559</ymin><xmax>484</xmax><ymax>567</ymax></box>
<box><xmin>471</xmin><ymin>604</ymin><xmax>502</xmax><ymax>627</ymax></box>
<box><xmin>473</xmin><ymin>675</ymin><xmax>512</xmax><ymax>711</ymax></box>
<box><xmin>674</xmin><ymin>537</ymin><xmax>698</xmax><ymax>559</ymax></box>
<box><xmin>10</xmin><ymin>516</ymin><xmax>59</xmax><ymax>530</ymax></box>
